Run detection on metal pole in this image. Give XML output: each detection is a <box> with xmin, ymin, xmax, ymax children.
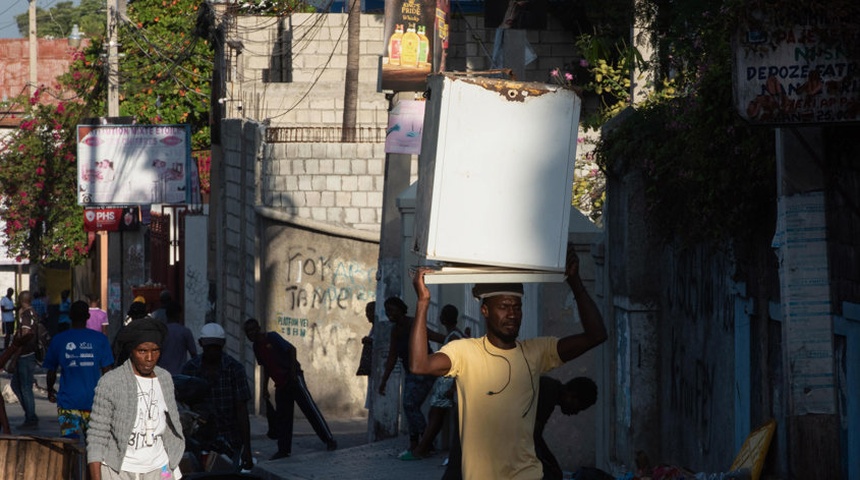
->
<box><xmin>107</xmin><ymin>0</ymin><xmax>119</xmax><ymax>117</ymax></box>
<box><xmin>28</xmin><ymin>0</ymin><xmax>37</xmax><ymax>98</ymax></box>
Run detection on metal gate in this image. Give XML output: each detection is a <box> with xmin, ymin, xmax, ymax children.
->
<box><xmin>149</xmin><ymin>207</ymin><xmax>186</xmax><ymax>308</ymax></box>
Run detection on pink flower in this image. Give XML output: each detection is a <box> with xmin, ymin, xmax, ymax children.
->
<box><xmin>579</xmin><ymin>59</ymin><xmax>589</xmax><ymax>67</ymax></box>
<box><xmin>551</xmin><ymin>68</ymin><xmax>560</xmax><ymax>77</ymax></box>
<box><xmin>565</xmin><ymin>72</ymin><xmax>573</xmax><ymax>81</ymax></box>
<box><xmin>36</xmin><ymin>167</ymin><xmax>45</xmax><ymax>175</ymax></box>
<box><xmin>56</xmin><ymin>103</ymin><xmax>66</xmax><ymax>114</ymax></box>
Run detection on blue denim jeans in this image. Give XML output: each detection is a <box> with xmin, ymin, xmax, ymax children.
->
<box><xmin>403</xmin><ymin>373</ymin><xmax>435</xmax><ymax>438</ymax></box>
<box><xmin>11</xmin><ymin>353</ymin><xmax>38</xmax><ymax>423</ymax></box>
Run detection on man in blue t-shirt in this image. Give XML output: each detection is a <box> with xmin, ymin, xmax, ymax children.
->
<box><xmin>43</xmin><ymin>300</ymin><xmax>114</xmax><ymax>439</ymax></box>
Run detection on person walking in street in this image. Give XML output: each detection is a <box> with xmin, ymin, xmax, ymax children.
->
<box><xmin>9</xmin><ymin>290</ymin><xmax>41</xmax><ymax>429</ymax></box>
<box><xmin>399</xmin><ymin>304</ymin><xmax>465</xmax><ymax>460</ymax></box>
<box><xmin>157</xmin><ymin>302</ymin><xmax>196</xmax><ymax>375</ymax></box>
<box><xmin>44</xmin><ymin>300</ymin><xmax>114</xmax><ymax>440</ymax></box>
<box><xmin>243</xmin><ymin>318</ymin><xmax>337</xmax><ymax>460</ymax></box>
<box><xmin>149</xmin><ymin>290</ymin><xmax>173</xmax><ymax>324</ymax></box>
<box><xmin>409</xmin><ymin>246</ymin><xmax>608</xmax><ymax>480</ymax></box>
<box><xmin>378</xmin><ymin>297</ymin><xmax>445</xmax><ymax>453</ymax></box>
<box><xmin>533</xmin><ymin>376</ymin><xmax>598</xmax><ymax>480</ymax></box>
<box><xmin>181</xmin><ymin>322</ymin><xmax>254</xmax><ymax>470</ymax></box>
<box><xmin>87</xmin><ymin>318</ymin><xmax>185</xmax><ymax>479</ymax></box>
<box><xmin>57</xmin><ymin>289</ymin><xmax>72</xmax><ymax>333</ymax></box>
<box><xmin>2</xmin><ymin>287</ymin><xmax>15</xmax><ymax>349</ymax></box>
<box><xmin>86</xmin><ymin>294</ymin><xmax>108</xmax><ymax>334</ymax></box>
<box><xmin>0</xmin><ymin>327</ymin><xmax>34</xmax><ymax>434</ymax></box>
<box><xmin>32</xmin><ymin>288</ymin><xmax>48</xmax><ymax>322</ymax></box>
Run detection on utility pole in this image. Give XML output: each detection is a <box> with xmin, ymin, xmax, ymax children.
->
<box><xmin>101</xmin><ymin>0</ymin><xmax>120</xmax><ymax>322</ymax></box>
<box><xmin>28</xmin><ymin>0</ymin><xmax>37</xmax><ymax>98</ymax></box>
<box><xmin>107</xmin><ymin>0</ymin><xmax>120</xmax><ymax>117</ymax></box>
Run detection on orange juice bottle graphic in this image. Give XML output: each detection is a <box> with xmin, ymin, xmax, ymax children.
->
<box><xmin>417</xmin><ymin>25</ymin><xmax>430</xmax><ymax>65</ymax></box>
<box><xmin>388</xmin><ymin>24</ymin><xmax>404</xmax><ymax>65</ymax></box>
<box><xmin>400</xmin><ymin>24</ymin><xmax>419</xmax><ymax>68</ymax></box>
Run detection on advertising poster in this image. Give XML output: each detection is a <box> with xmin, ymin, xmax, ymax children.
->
<box><xmin>83</xmin><ymin>207</ymin><xmax>141</xmax><ymax>232</ymax></box>
<box><xmin>380</xmin><ymin>0</ymin><xmax>448</xmax><ymax>92</ymax></box>
<box><xmin>77</xmin><ymin>124</ymin><xmax>191</xmax><ymax>205</ymax></box>
<box><xmin>384</xmin><ymin>99</ymin><xmax>426</xmax><ymax>154</ymax></box>
<box><xmin>734</xmin><ymin>22</ymin><xmax>860</xmax><ymax>124</ymax></box>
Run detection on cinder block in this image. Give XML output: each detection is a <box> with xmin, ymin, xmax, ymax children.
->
<box><xmin>358</xmin><ymin>175</ymin><xmax>374</xmax><ymax>191</ymax></box>
<box><xmin>341</xmin><ymin>176</ymin><xmax>358</xmax><ymax>191</ymax></box>
<box><xmin>367</xmin><ymin>158</ymin><xmax>384</xmax><ymax>175</ymax></box>
<box><xmin>319</xmin><ymin>159</ymin><xmax>334</xmax><ymax>174</ymax></box>
<box><xmin>305</xmin><ymin>190</ymin><xmax>321</xmax><ymax>207</ymax></box>
<box><xmin>352</xmin><ymin>191</ymin><xmax>368</xmax><ymax>207</ymax></box>
<box><xmin>336</xmin><ymin>191</ymin><xmax>351</xmax><ymax>205</ymax></box>
<box><xmin>285</xmin><ymin>176</ymin><xmax>299</xmax><ymax>191</ymax></box>
<box><xmin>321</xmin><ymin>110</ymin><xmax>338</xmax><ymax>123</ymax></box>
<box><xmin>326</xmin><ymin>175</ymin><xmax>341</xmax><ymax>190</ymax></box>
<box><xmin>313</xmin><ymin>175</ymin><xmax>327</xmax><ymax>191</ymax></box>
<box><xmin>367</xmin><ymin>191</ymin><xmax>383</xmax><ymax>207</ymax></box>
<box><xmin>327</xmin><ymin>208</ymin><xmax>344</xmax><ymax>224</ymax></box>
<box><xmin>344</xmin><ymin>207</ymin><xmax>360</xmax><ymax>224</ymax></box>
<box><xmin>334</xmin><ymin>159</ymin><xmax>351</xmax><ymax>175</ymax></box>
<box><xmin>305</xmin><ymin>159</ymin><xmax>320</xmax><ymax>174</ymax></box>
<box><xmin>321</xmin><ymin>191</ymin><xmax>335</xmax><ymax>207</ymax></box>
<box><xmin>359</xmin><ymin>208</ymin><xmax>376</xmax><ymax>223</ymax></box>
<box><xmin>351</xmin><ymin>159</ymin><xmax>367</xmax><ymax>174</ymax></box>
<box><xmin>298</xmin><ymin>175</ymin><xmax>312</xmax><ymax>190</ymax></box>
<box><xmin>312</xmin><ymin>143</ymin><xmax>327</xmax><ymax>157</ymax></box>
<box><xmin>311</xmin><ymin>207</ymin><xmax>327</xmax><ymax>221</ymax></box>
<box><xmin>295</xmin><ymin>143</ymin><xmax>313</xmax><ymax>158</ymax></box>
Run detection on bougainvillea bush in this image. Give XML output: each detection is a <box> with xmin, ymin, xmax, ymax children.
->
<box><xmin>0</xmin><ymin>49</ymin><xmax>96</xmax><ymax>264</ymax></box>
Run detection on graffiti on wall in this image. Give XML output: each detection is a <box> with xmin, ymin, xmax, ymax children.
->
<box><xmin>272</xmin><ymin>245</ymin><xmax>377</xmax><ymax>342</ymax></box>
<box><xmin>669</xmin><ymin>326</ymin><xmax>715</xmax><ymax>455</ymax></box>
<box><xmin>275</xmin><ymin>314</ymin><xmax>309</xmax><ymax>338</ymax></box>
<box><xmin>283</xmin><ymin>246</ymin><xmax>376</xmax><ymax>313</ymax></box>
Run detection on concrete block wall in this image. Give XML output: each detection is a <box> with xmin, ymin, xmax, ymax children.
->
<box><xmin>229</xmin><ymin>14</ymin><xmax>389</xmax><ymax>128</ymax></box>
<box><xmin>216</xmin><ymin>119</ymin><xmax>261</xmax><ymax>363</ymax></box>
<box><xmin>262</xmin><ymin>142</ymin><xmax>386</xmax><ymax>232</ymax></box>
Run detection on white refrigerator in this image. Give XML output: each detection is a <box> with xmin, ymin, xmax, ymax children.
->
<box><xmin>413</xmin><ymin>73</ymin><xmax>583</xmax><ymax>283</ymax></box>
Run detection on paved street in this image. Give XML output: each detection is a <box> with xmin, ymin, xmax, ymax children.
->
<box><xmin>1</xmin><ymin>371</ymin><xmax>449</xmax><ymax>480</ymax></box>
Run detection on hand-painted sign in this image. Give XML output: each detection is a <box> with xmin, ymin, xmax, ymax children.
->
<box><xmin>734</xmin><ymin>23</ymin><xmax>860</xmax><ymax>124</ymax></box>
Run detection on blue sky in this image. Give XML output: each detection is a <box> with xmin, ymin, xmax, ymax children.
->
<box><xmin>0</xmin><ymin>0</ymin><xmax>82</xmax><ymax>39</ymax></box>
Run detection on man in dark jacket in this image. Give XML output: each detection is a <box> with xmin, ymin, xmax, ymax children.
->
<box><xmin>243</xmin><ymin>318</ymin><xmax>337</xmax><ymax>460</ymax></box>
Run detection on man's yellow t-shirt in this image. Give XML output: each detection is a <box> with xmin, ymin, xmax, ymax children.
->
<box><xmin>440</xmin><ymin>336</ymin><xmax>562</xmax><ymax>480</ymax></box>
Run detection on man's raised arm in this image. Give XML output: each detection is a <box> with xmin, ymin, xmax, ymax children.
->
<box><xmin>557</xmin><ymin>247</ymin><xmax>608</xmax><ymax>363</ymax></box>
<box><xmin>409</xmin><ymin>267</ymin><xmax>452</xmax><ymax>376</ymax></box>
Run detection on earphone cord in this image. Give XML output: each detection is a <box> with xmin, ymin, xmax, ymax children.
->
<box><xmin>483</xmin><ymin>338</ymin><xmax>537</xmax><ymax>418</ymax></box>
<box><xmin>483</xmin><ymin>337</ymin><xmax>512</xmax><ymax>396</ymax></box>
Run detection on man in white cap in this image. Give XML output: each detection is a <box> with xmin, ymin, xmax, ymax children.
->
<box><xmin>409</xmin><ymin>246</ymin><xmax>607</xmax><ymax>480</ymax></box>
<box><xmin>181</xmin><ymin>322</ymin><xmax>254</xmax><ymax>470</ymax></box>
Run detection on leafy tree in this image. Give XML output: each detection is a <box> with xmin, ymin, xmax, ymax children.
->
<box><xmin>0</xmin><ymin>50</ymin><xmax>98</xmax><ymax>264</ymax></box>
<box><xmin>115</xmin><ymin>0</ymin><xmax>213</xmax><ymax>151</ymax></box>
<box><xmin>15</xmin><ymin>0</ymin><xmax>105</xmax><ymax>39</ymax></box>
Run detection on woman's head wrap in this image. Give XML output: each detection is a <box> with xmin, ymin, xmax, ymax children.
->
<box><xmin>116</xmin><ymin>317</ymin><xmax>167</xmax><ymax>351</ymax></box>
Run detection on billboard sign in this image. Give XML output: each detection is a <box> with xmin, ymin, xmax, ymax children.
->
<box><xmin>734</xmin><ymin>23</ymin><xmax>860</xmax><ymax>124</ymax></box>
<box><xmin>380</xmin><ymin>0</ymin><xmax>449</xmax><ymax>92</ymax></box>
<box><xmin>77</xmin><ymin>124</ymin><xmax>191</xmax><ymax>205</ymax></box>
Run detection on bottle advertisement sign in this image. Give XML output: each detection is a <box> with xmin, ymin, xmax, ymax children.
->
<box><xmin>734</xmin><ymin>23</ymin><xmax>860</xmax><ymax>124</ymax></box>
<box><xmin>76</xmin><ymin>124</ymin><xmax>191</xmax><ymax>205</ymax></box>
<box><xmin>380</xmin><ymin>0</ymin><xmax>449</xmax><ymax>92</ymax></box>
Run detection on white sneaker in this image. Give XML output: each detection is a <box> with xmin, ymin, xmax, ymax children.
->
<box><xmin>441</xmin><ymin>456</ymin><xmax>449</xmax><ymax>466</ymax></box>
